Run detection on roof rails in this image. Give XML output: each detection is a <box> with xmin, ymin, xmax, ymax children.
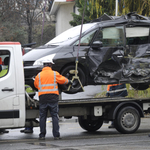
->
<box><xmin>91</xmin><ymin>13</ymin><xmax>113</xmax><ymax>22</ymax></box>
<box><xmin>125</xmin><ymin>12</ymin><xmax>149</xmax><ymax>20</ymax></box>
<box><xmin>91</xmin><ymin>12</ymin><xmax>149</xmax><ymax>23</ymax></box>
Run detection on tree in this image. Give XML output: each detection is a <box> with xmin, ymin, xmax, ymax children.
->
<box><xmin>70</xmin><ymin>0</ymin><xmax>116</xmax><ymax>26</ymax></box>
<box><xmin>34</xmin><ymin>24</ymin><xmax>55</xmax><ymax>47</ymax></box>
<box><xmin>0</xmin><ymin>19</ymin><xmax>27</xmax><ymax>44</ymax></box>
<box><xmin>118</xmin><ymin>0</ymin><xmax>142</xmax><ymax>15</ymax></box>
<box><xmin>0</xmin><ymin>0</ymin><xmax>53</xmax><ymax>45</ymax></box>
<box><xmin>0</xmin><ymin>0</ymin><xmax>27</xmax><ymax>43</ymax></box>
<box><xmin>70</xmin><ymin>0</ymin><xmax>150</xmax><ymax>27</ymax></box>
<box><xmin>88</xmin><ymin>0</ymin><xmax>115</xmax><ymax>18</ymax></box>
<box><xmin>69</xmin><ymin>0</ymin><xmax>90</xmax><ymax>26</ymax></box>
<box><xmin>15</xmin><ymin>0</ymin><xmax>44</xmax><ymax>44</ymax></box>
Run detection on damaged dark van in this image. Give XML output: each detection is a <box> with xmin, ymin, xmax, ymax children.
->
<box><xmin>23</xmin><ymin>12</ymin><xmax>150</xmax><ymax>94</ymax></box>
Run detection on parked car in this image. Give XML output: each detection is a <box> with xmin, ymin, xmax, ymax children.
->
<box><xmin>22</xmin><ymin>42</ymin><xmax>36</xmax><ymax>55</ymax></box>
<box><xmin>22</xmin><ymin>47</ymin><xmax>32</xmax><ymax>55</ymax></box>
<box><xmin>23</xmin><ymin>12</ymin><xmax>150</xmax><ymax>94</ymax></box>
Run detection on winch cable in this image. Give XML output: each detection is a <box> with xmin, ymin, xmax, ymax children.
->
<box><xmin>67</xmin><ymin>0</ymin><xmax>87</xmax><ymax>92</ymax></box>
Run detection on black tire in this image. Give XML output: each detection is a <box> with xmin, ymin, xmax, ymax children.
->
<box><xmin>114</xmin><ymin>106</ymin><xmax>140</xmax><ymax>134</ymax></box>
<box><xmin>60</xmin><ymin>65</ymin><xmax>86</xmax><ymax>94</ymax></box>
<box><xmin>78</xmin><ymin>116</ymin><xmax>103</xmax><ymax>132</ymax></box>
<box><xmin>130</xmin><ymin>83</ymin><xmax>149</xmax><ymax>90</ymax></box>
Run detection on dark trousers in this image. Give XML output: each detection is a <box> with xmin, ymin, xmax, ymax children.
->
<box><xmin>39</xmin><ymin>102</ymin><xmax>60</xmax><ymax>138</ymax></box>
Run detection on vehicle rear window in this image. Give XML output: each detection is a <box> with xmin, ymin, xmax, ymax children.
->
<box><xmin>126</xmin><ymin>26</ymin><xmax>149</xmax><ymax>45</ymax></box>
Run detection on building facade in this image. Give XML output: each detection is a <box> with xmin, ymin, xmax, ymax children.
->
<box><xmin>50</xmin><ymin>0</ymin><xmax>78</xmax><ymax>36</ymax></box>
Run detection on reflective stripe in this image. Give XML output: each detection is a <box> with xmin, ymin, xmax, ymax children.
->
<box><xmin>38</xmin><ymin>71</ymin><xmax>58</xmax><ymax>92</ymax></box>
<box><xmin>64</xmin><ymin>78</ymin><xmax>68</xmax><ymax>84</ymax></box>
<box><xmin>107</xmin><ymin>88</ymin><xmax>127</xmax><ymax>94</ymax></box>
<box><xmin>40</xmin><ymin>83</ymin><xmax>57</xmax><ymax>87</ymax></box>
<box><xmin>39</xmin><ymin>88</ymin><xmax>58</xmax><ymax>92</ymax></box>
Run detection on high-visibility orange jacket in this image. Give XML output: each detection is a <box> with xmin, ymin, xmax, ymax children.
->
<box><xmin>107</xmin><ymin>84</ymin><xmax>120</xmax><ymax>92</ymax></box>
<box><xmin>34</xmin><ymin>67</ymin><xmax>69</xmax><ymax>96</ymax></box>
<box><xmin>106</xmin><ymin>83</ymin><xmax>128</xmax><ymax>97</ymax></box>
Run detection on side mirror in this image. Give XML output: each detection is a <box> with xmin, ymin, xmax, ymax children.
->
<box><xmin>91</xmin><ymin>41</ymin><xmax>103</xmax><ymax>49</ymax></box>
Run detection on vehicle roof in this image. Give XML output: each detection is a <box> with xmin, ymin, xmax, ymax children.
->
<box><xmin>93</xmin><ymin>12</ymin><xmax>150</xmax><ymax>28</ymax></box>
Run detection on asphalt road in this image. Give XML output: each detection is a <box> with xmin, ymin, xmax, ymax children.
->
<box><xmin>0</xmin><ymin>117</ymin><xmax>150</xmax><ymax>150</ymax></box>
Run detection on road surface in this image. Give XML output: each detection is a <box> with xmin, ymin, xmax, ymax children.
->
<box><xmin>0</xmin><ymin>117</ymin><xmax>150</xmax><ymax>150</ymax></box>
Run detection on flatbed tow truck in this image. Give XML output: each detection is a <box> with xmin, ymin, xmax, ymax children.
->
<box><xmin>0</xmin><ymin>42</ymin><xmax>150</xmax><ymax>135</ymax></box>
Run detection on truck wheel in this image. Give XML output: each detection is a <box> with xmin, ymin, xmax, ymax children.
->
<box><xmin>114</xmin><ymin>106</ymin><xmax>140</xmax><ymax>134</ymax></box>
<box><xmin>78</xmin><ymin>116</ymin><xmax>103</xmax><ymax>132</ymax></box>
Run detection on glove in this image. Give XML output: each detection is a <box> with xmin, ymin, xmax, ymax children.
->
<box><xmin>68</xmin><ymin>80</ymin><xmax>73</xmax><ymax>85</ymax></box>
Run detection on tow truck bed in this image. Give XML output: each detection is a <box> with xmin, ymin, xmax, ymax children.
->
<box><xmin>58</xmin><ymin>97</ymin><xmax>150</xmax><ymax>105</ymax></box>
<box><xmin>26</xmin><ymin>95</ymin><xmax>150</xmax><ymax>134</ymax></box>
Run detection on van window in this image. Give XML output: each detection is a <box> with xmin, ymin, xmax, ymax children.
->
<box><xmin>47</xmin><ymin>23</ymin><xmax>97</xmax><ymax>45</ymax></box>
<box><xmin>0</xmin><ymin>50</ymin><xmax>10</xmax><ymax>78</ymax></box>
<box><xmin>75</xmin><ymin>30</ymin><xmax>97</xmax><ymax>46</ymax></box>
<box><xmin>126</xmin><ymin>26</ymin><xmax>149</xmax><ymax>45</ymax></box>
<box><xmin>96</xmin><ymin>26</ymin><xmax>124</xmax><ymax>47</ymax></box>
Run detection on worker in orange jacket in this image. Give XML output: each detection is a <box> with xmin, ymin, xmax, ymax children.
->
<box><xmin>106</xmin><ymin>84</ymin><xmax>128</xmax><ymax>97</ymax></box>
<box><xmin>34</xmin><ymin>59</ymin><xmax>71</xmax><ymax>140</ymax></box>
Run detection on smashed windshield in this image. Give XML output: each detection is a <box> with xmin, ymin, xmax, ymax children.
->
<box><xmin>46</xmin><ymin>23</ymin><xmax>97</xmax><ymax>45</ymax></box>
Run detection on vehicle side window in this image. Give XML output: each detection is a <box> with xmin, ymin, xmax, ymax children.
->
<box><xmin>74</xmin><ymin>30</ymin><xmax>97</xmax><ymax>46</ymax></box>
<box><xmin>95</xmin><ymin>26</ymin><xmax>124</xmax><ymax>47</ymax></box>
<box><xmin>126</xmin><ymin>26</ymin><xmax>149</xmax><ymax>45</ymax></box>
<box><xmin>0</xmin><ymin>50</ymin><xmax>10</xmax><ymax>78</ymax></box>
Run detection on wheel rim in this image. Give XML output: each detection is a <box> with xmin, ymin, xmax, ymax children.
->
<box><xmin>61</xmin><ymin>65</ymin><xmax>85</xmax><ymax>94</ymax></box>
<box><xmin>65</xmin><ymin>72</ymin><xmax>79</xmax><ymax>88</ymax></box>
<box><xmin>120</xmin><ymin>111</ymin><xmax>138</xmax><ymax>131</ymax></box>
<box><xmin>115</xmin><ymin>106</ymin><xmax>140</xmax><ymax>134</ymax></box>
<box><xmin>121</xmin><ymin>112</ymin><xmax>136</xmax><ymax>128</ymax></box>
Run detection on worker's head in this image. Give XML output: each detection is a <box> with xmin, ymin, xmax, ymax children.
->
<box><xmin>42</xmin><ymin>59</ymin><xmax>54</xmax><ymax>68</ymax></box>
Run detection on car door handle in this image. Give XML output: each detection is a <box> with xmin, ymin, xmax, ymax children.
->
<box><xmin>2</xmin><ymin>88</ymin><xmax>14</xmax><ymax>92</ymax></box>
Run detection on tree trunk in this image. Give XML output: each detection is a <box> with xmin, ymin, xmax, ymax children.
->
<box><xmin>28</xmin><ymin>24</ymin><xmax>32</xmax><ymax>44</ymax></box>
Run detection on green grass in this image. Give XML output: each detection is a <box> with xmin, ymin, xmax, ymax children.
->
<box><xmin>95</xmin><ymin>84</ymin><xmax>150</xmax><ymax>98</ymax></box>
